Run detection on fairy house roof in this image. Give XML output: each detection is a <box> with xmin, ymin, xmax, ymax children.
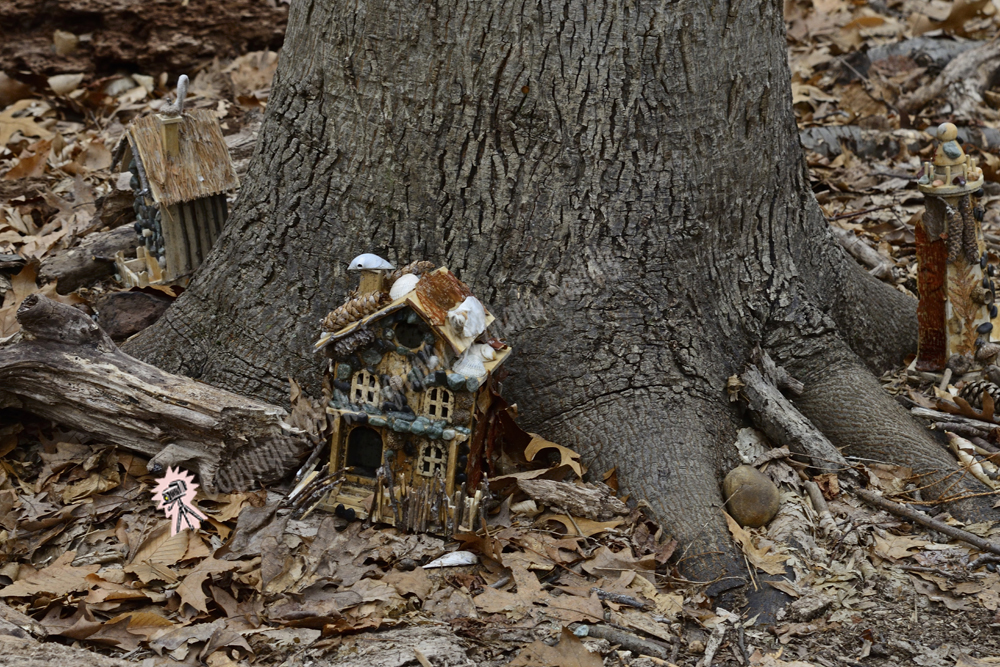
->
<box><xmin>322</xmin><ymin>267</ymin><xmax>508</xmax><ymax>362</ymax></box>
<box><xmin>119</xmin><ymin>109</ymin><xmax>239</xmax><ymax>207</ymax></box>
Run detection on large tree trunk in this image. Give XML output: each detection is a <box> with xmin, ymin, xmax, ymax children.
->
<box><xmin>125</xmin><ymin>0</ymin><xmax>997</xmax><ymax>594</ymax></box>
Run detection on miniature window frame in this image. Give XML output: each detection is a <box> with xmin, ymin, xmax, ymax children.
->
<box><xmin>424</xmin><ymin>387</ymin><xmax>453</xmax><ymax>421</ymax></box>
<box><xmin>351</xmin><ymin>370</ymin><xmax>381</xmax><ymax>407</ymax></box>
<box><xmin>417</xmin><ymin>441</ymin><xmax>448</xmax><ymax>478</ymax></box>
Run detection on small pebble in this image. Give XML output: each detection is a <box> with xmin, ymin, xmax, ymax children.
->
<box><xmin>396</xmin><ymin>558</ymin><xmax>417</xmax><ymax>571</ymax></box>
<box><xmin>688</xmin><ymin>640</ymin><xmax>706</xmax><ymax>654</ymax></box>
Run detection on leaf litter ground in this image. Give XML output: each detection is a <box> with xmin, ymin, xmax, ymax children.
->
<box><xmin>4</xmin><ymin>0</ymin><xmax>1000</xmax><ymax>665</ymax></box>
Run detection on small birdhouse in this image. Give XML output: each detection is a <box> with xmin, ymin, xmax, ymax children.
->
<box><xmin>111</xmin><ymin>75</ymin><xmax>240</xmax><ymax>288</ymax></box>
<box><xmin>315</xmin><ymin>255</ymin><xmax>511</xmax><ymax>532</ymax></box>
<box><xmin>913</xmin><ymin>122</ymin><xmax>998</xmax><ymax>373</ymax></box>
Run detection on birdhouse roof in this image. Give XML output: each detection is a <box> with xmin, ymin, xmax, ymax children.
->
<box><xmin>325</xmin><ymin>268</ymin><xmax>500</xmax><ymax>357</ymax></box>
<box><xmin>121</xmin><ymin>109</ymin><xmax>239</xmax><ymax>207</ymax></box>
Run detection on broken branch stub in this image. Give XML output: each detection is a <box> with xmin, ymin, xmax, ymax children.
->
<box><xmin>0</xmin><ymin>295</ymin><xmax>308</xmax><ymax>492</ymax></box>
<box><xmin>739</xmin><ymin>351</ymin><xmax>852</xmax><ymax>477</ymax></box>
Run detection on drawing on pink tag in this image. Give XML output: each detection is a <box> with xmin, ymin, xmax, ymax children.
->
<box><xmin>153</xmin><ymin>466</ymin><xmax>206</xmax><ymax>536</ymax></box>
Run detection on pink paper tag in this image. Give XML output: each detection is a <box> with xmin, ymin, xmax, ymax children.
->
<box><xmin>153</xmin><ymin>466</ymin><xmax>207</xmax><ymax>536</ymax></box>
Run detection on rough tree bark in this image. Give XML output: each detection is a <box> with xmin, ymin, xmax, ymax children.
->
<box><xmin>126</xmin><ymin>0</ymin><xmax>997</xmax><ymax>594</ymax></box>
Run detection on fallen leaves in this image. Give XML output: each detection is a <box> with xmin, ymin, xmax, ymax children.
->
<box><xmin>507</xmin><ymin>627</ymin><xmax>603</xmax><ymax>667</ymax></box>
<box><xmin>0</xmin><ymin>552</ymin><xmax>98</xmax><ymax>597</ymax></box>
<box><xmin>725</xmin><ymin>512</ymin><xmax>789</xmax><ymax>576</ymax></box>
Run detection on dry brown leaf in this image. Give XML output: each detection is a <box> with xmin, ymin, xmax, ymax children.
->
<box><xmin>176</xmin><ymin>557</ymin><xmax>241</xmax><ymax>613</ymax></box>
<box><xmin>0</xmin><ymin>99</ymin><xmax>53</xmax><ymax>146</ymax></box>
<box><xmin>473</xmin><ymin>565</ymin><xmax>543</xmax><ymax>618</ymax></box>
<box><xmin>725</xmin><ymin>512</ymin><xmax>788</xmax><ymax>576</ymax></box>
<box><xmin>614</xmin><ymin>608</ymin><xmax>676</xmax><ymax>642</ymax></box>
<box><xmin>581</xmin><ymin>545</ymin><xmax>657</xmax><ymax>584</ymax></box>
<box><xmin>524</xmin><ymin>435</ymin><xmax>585</xmax><ymax>478</ymax></box>
<box><xmin>3</xmin><ymin>139</ymin><xmax>51</xmax><ymax>180</ymax></box>
<box><xmin>913</xmin><ymin>0</ymin><xmax>990</xmax><ymax>35</ymax></box>
<box><xmin>542</xmin><ymin>591</ymin><xmax>603</xmax><ymax>623</ymax></box>
<box><xmin>382</xmin><ymin>566</ymin><xmax>434</xmax><ymax>600</ymax></box>
<box><xmin>536</xmin><ymin>512</ymin><xmax>623</xmax><ymax>537</ymax></box>
<box><xmin>507</xmin><ymin>627</ymin><xmax>603</xmax><ymax>667</ymax></box>
<box><xmin>873</xmin><ymin>534</ymin><xmax>932</xmax><ymax>560</ymax></box>
<box><xmin>0</xmin><ymin>551</ymin><xmax>99</xmax><ymax>597</ymax></box>
<box><xmin>124</xmin><ymin>523</ymin><xmax>189</xmax><ymax>584</ymax></box>
<box><xmin>956</xmin><ymin>655</ymin><xmax>1000</xmax><ymax>666</ymax></box>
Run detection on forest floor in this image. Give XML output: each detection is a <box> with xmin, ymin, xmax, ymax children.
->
<box><xmin>3</xmin><ymin>0</ymin><xmax>1000</xmax><ymax>666</ymax></box>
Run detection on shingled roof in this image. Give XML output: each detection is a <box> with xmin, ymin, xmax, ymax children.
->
<box><xmin>126</xmin><ymin>109</ymin><xmax>239</xmax><ymax>207</ymax></box>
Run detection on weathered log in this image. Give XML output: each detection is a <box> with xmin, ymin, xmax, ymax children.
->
<box><xmin>0</xmin><ymin>295</ymin><xmax>308</xmax><ymax>492</ymax></box>
<box><xmin>38</xmin><ymin>225</ymin><xmax>139</xmax><ymax>294</ymax></box>
<box><xmin>516</xmin><ymin>479</ymin><xmax>629</xmax><ymax>522</ymax></box>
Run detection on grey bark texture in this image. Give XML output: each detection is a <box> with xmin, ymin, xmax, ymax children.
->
<box><xmin>125</xmin><ymin>0</ymin><xmax>996</xmax><ymax>593</ymax></box>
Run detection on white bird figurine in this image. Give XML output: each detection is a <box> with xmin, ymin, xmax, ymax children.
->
<box><xmin>447</xmin><ymin>296</ymin><xmax>486</xmax><ymax>339</ymax></box>
<box><xmin>347</xmin><ymin>253</ymin><xmax>394</xmax><ymax>271</ymax></box>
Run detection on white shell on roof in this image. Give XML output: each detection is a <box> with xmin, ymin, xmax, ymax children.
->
<box><xmin>348</xmin><ymin>253</ymin><xmax>394</xmax><ymax>270</ymax></box>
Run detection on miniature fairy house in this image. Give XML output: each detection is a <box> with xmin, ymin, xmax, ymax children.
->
<box><xmin>913</xmin><ymin>122</ymin><xmax>996</xmax><ymax>372</ymax></box>
<box><xmin>112</xmin><ymin>75</ymin><xmax>239</xmax><ymax>287</ymax></box>
<box><xmin>315</xmin><ymin>255</ymin><xmax>511</xmax><ymax>532</ymax></box>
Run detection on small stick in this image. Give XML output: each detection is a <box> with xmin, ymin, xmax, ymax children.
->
<box><xmin>939</xmin><ymin>368</ymin><xmax>953</xmax><ymax>391</ymax></box>
<box><xmin>853</xmin><ymin>488</ymin><xmax>1000</xmax><ymax>557</ymax></box>
<box><xmin>294</xmin><ymin>437</ymin><xmax>327</xmax><ymax>484</ymax></box>
<box><xmin>591</xmin><ymin>588</ymin><xmax>651</xmax><ymax>610</ymax></box>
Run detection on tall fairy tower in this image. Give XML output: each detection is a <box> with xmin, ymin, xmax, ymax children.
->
<box><xmin>914</xmin><ymin>122</ymin><xmax>993</xmax><ymax>372</ymax></box>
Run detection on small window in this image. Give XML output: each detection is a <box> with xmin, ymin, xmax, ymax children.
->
<box><xmin>395</xmin><ymin>322</ymin><xmax>425</xmax><ymax>350</ymax></box>
<box><xmin>351</xmin><ymin>371</ymin><xmax>380</xmax><ymax>406</ymax></box>
<box><xmin>424</xmin><ymin>387</ymin><xmax>453</xmax><ymax>421</ymax></box>
<box><xmin>418</xmin><ymin>442</ymin><xmax>447</xmax><ymax>478</ymax></box>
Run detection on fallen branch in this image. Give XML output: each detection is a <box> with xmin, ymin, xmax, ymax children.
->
<box><xmin>573</xmin><ymin>624</ymin><xmax>671</xmax><ymax>660</ymax></box>
<box><xmin>829</xmin><ymin>226</ymin><xmax>896</xmax><ymax>283</ymax></box>
<box><xmin>854</xmin><ymin>487</ymin><xmax>1000</xmax><ymax>558</ymax></box>
<box><xmin>0</xmin><ymin>295</ymin><xmax>308</xmax><ymax>492</ymax></box>
<box><xmin>739</xmin><ymin>351</ymin><xmax>853</xmax><ymax>476</ymax></box>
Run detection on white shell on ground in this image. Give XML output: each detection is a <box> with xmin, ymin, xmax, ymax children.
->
<box><xmin>446</xmin><ymin>296</ymin><xmax>486</xmax><ymax>338</ymax></box>
<box><xmin>347</xmin><ymin>253</ymin><xmax>394</xmax><ymax>271</ymax></box>
<box><xmin>389</xmin><ymin>272</ymin><xmax>421</xmax><ymax>299</ymax></box>
<box><xmin>423</xmin><ymin>551</ymin><xmax>478</xmax><ymax>569</ymax></box>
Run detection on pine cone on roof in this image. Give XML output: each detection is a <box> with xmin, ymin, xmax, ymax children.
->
<box><xmin>321</xmin><ymin>291</ymin><xmax>390</xmax><ymax>333</ymax></box>
<box><xmin>388</xmin><ymin>261</ymin><xmax>436</xmax><ymax>287</ymax></box>
<box><xmin>959</xmin><ymin>380</ymin><xmax>1000</xmax><ymax>413</ymax></box>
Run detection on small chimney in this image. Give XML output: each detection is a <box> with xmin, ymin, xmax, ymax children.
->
<box><xmin>358</xmin><ymin>270</ymin><xmax>385</xmax><ymax>294</ymax></box>
<box><xmin>158</xmin><ymin>115</ymin><xmax>182</xmax><ymax>157</ymax></box>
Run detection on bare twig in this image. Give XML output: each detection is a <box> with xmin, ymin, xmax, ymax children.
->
<box><xmin>854</xmin><ymin>488</ymin><xmax>1000</xmax><ymax>557</ymax></box>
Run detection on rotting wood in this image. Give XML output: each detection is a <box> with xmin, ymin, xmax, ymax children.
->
<box><xmin>0</xmin><ymin>295</ymin><xmax>309</xmax><ymax>492</ymax></box>
<box><xmin>516</xmin><ymin>479</ymin><xmax>629</xmax><ymax>522</ymax></box>
<box><xmin>38</xmin><ymin>226</ymin><xmax>139</xmax><ymax>294</ymax></box>
<box><xmin>739</xmin><ymin>352</ymin><xmax>852</xmax><ymax>476</ymax></box>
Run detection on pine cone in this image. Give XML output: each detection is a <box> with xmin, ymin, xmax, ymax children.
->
<box><xmin>388</xmin><ymin>261</ymin><xmax>436</xmax><ymax>287</ymax></box>
<box><xmin>946</xmin><ymin>203</ymin><xmax>963</xmax><ymax>264</ymax></box>
<box><xmin>959</xmin><ymin>379</ymin><xmax>1000</xmax><ymax>412</ymax></box>
<box><xmin>959</xmin><ymin>195</ymin><xmax>979</xmax><ymax>264</ymax></box>
<box><xmin>332</xmin><ymin>327</ymin><xmax>375</xmax><ymax>358</ymax></box>
<box><xmin>321</xmin><ymin>291</ymin><xmax>390</xmax><ymax>333</ymax></box>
